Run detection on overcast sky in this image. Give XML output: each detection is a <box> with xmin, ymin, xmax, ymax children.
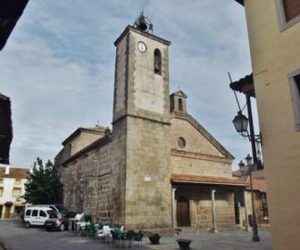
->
<box><xmin>0</xmin><ymin>0</ymin><xmax>258</xmax><ymax>169</ymax></box>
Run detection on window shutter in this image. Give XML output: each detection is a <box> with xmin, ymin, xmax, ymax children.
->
<box><xmin>283</xmin><ymin>0</ymin><xmax>300</xmax><ymax>22</ymax></box>
<box><xmin>290</xmin><ymin>74</ymin><xmax>300</xmax><ymax>130</ymax></box>
<box><xmin>294</xmin><ymin>76</ymin><xmax>300</xmax><ymax>128</ymax></box>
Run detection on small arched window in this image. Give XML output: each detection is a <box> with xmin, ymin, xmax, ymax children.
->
<box><xmin>178</xmin><ymin>98</ymin><xmax>183</xmax><ymax>111</ymax></box>
<box><xmin>154</xmin><ymin>49</ymin><xmax>162</xmax><ymax>74</ymax></box>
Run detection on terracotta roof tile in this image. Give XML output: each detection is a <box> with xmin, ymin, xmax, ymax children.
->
<box><xmin>244</xmin><ymin>177</ymin><xmax>267</xmax><ymax>192</ymax></box>
<box><xmin>0</xmin><ymin>167</ymin><xmax>30</xmax><ymax>179</ymax></box>
<box><xmin>252</xmin><ymin>179</ymin><xmax>266</xmax><ymax>192</ymax></box>
<box><xmin>171</xmin><ymin>173</ymin><xmax>249</xmax><ymax>186</ymax></box>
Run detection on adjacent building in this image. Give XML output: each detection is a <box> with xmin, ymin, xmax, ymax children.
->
<box><xmin>55</xmin><ymin>14</ymin><xmax>249</xmax><ymax>232</ymax></box>
<box><xmin>0</xmin><ymin>93</ymin><xmax>13</xmax><ymax>164</ymax></box>
<box><xmin>233</xmin><ymin>168</ymin><xmax>269</xmax><ymax>229</ymax></box>
<box><xmin>0</xmin><ymin>165</ymin><xmax>29</xmax><ymax>219</ymax></box>
<box><xmin>1</xmin><ymin>0</ymin><xmax>30</xmax><ymax>163</ymax></box>
<box><xmin>234</xmin><ymin>0</ymin><xmax>300</xmax><ymax>249</ymax></box>
<box><xmin>1</xmin><ymin>0</ymin><xmax>30</xmax><ymax>166</ymax></box>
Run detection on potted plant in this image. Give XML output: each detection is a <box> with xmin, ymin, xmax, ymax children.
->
<box><xmin>176</xmin><ymin>239</ymin><xmax>192</xmax><ymax>250</ymax></box>
<box><xmin>148</xmin><ymin>233</ymin><xmax>160</xmax><ymax>244</ymax></box>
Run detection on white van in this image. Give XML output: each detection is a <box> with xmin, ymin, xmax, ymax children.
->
<box><xmin>23</xmin><ymin>207</ymin><xmax>53</xmax><ymax>228</ymax></box>
<box><xmin>25</xmin><ymin>204</ymin><xmax>65</xmax><ymax>213</ymax></box>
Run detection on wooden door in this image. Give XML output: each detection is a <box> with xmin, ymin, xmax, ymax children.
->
<box><xmin>4</xmin><ymin>205</ymin><xmax>11</xmax><ymax>218</ymax></box>
<box><xmin>177</xmin><ymin>196</ymin><xmax>190</xmax><ymax>227</ymax></box>
<box><xmin>234</xmin><ymin>192</ymin><xmax>241</xmax><ymax>225</ymax></box>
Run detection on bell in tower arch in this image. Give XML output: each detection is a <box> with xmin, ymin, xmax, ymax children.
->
<box><xmin>134</xmin><ymin>12</ymin><xmax>153</xmax><ymax>33</ymax></box>
<box><xmin>137</xmin><ymin>14</ymin><xmax>147</xmax><ymax>31</ymax></box>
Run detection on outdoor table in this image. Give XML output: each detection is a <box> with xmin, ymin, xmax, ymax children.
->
<box><xmin>68</xmin><ymin>218</ymin><xmax>78</xmax><ymax>231</ymax></box>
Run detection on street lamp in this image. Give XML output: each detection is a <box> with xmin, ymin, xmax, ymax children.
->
<box><xmin>233</xmin><ymin>111</ymin><xmax>249</xmax><ymax>137</ymax></box>
<box><xmin>238</xmin><ymin>160</ymin><xmax>246</xmax><ymax>174</ymax></box>
<box><xmin>232</xmin><ymin>96</ymin><xmax>260</xmax><ymax>241</ymax></box>
<box><xmin>238</xmin><ymin>155</ymin><xmax>260</xmax><ymax>242</ymax></box>
<box><xmin>245</xmin><ymin>154</ymin><xmax>252</xmax><ymax>166</ymax></box>
<box><xmin>232</xmin><ymin>93</ymin><xmax>261</xmax><ymax>156</ymax></box>
<box><xmin>229</xmin><ymin>73</ymin><xmax>262</xmax><ymax>241</ymax></box>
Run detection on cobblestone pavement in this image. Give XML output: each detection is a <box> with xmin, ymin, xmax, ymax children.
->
<box><xmin>0</xmin><ymin>220</ymin><xmax>272</xmax><ymax>250</ymax></box>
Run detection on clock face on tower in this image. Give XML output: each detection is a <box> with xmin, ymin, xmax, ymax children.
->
<box><xmin>137</xmin><ymin>41</ymin><xmax>147</xmax><ymax>52</ymax></box>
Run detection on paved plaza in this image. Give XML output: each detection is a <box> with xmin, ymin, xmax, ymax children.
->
<box><xmin>0</xmin><ymin>220</ymin><xmax>271</xmax><ymax>250</ymax></box>
<box><xmin>146</xmin><ymin>230</ymin><xmax>271</xmax><ymax>250</ymax></box>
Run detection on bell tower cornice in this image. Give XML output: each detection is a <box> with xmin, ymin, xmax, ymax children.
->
<box><xmin>114</xmin><ymin>25</ymin><xmax>171</xmax><ymax>47</ymax></box>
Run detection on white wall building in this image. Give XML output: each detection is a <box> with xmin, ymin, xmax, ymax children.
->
<box><xmin>0</xmin><ymin>165</ymin><xmax>30</xmax><ymax>219</ymax></box>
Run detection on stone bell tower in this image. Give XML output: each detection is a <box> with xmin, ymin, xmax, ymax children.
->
<box><xmin>112</xmin><ymin>13</ymin><xmax>172</xmax><ymax>229</ymax></box>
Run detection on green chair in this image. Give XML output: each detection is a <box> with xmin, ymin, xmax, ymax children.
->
<box><xmin>134</xmin><ymin>230</ymin><xmax>144</xmax><ymax>247</ymax></box>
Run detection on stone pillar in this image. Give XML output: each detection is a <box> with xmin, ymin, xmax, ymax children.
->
<box><xmin>244</xmin><ymin>190</ymin><xmax>251</xmax><ymax>232</ymax></box>
<box><xmin>172</xmin><ymin>188</ymin><xmax>177</xmax><ymax>228</ymax></box>
<box><xmin>211</xmin><ymin>189</ymin><xmax>218</xmax><ymax>233</ymax></box>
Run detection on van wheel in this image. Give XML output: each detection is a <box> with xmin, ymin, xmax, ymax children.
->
<box><xmin>59</xmin><ymin>224</ymin><xmax>65</xmax><ymax>231</ymax></box>
<box><xmin>25</xmin><ymin>222</ymin><xmax>30</xmax><ymax>228</ymax></box>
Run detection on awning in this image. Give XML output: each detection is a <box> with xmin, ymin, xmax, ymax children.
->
<box><xmin>234</xmin><ymin>0</ymin><xmax>244</xmax><ymax>6</ymax></box>
<box><xmin>229</xmin><ymin>73</ymin><xmax>255</xmax><ymax>97</ymax></box>
<box><xmin>0</xmin><ymin>0</ymin><xmax>29</xmax><ymax>50</ymax></box>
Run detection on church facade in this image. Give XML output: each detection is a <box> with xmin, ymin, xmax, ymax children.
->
<box><xmin>55</xmin><ymin>16</ymin><xmax>247</xmax><ymax>231</ymax></box>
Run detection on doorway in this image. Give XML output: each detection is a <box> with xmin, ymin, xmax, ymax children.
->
<box><xmin>4</xmin><ymin>204</ymin><xmax>11</xmax><ymax>218</ymax></box>
<box><xmin>177</xmin><ymin>196</ymin><xmax>190</xmax><ymax>227</ymax></box>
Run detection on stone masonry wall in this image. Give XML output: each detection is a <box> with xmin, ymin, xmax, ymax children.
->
<box><xmin>170</xmin><ymin>118</ymin><xmax>224</xmax><ymax>157</ymax></box>
<box><xmin>171</xmin><ymin>155</ymin><xmax>232</xmax><ymax>178</ymax></box>
<box><xmin>70</xmin><ymin>132</ymin><xmax>105</xmax><ymax>156</ymax></box>
<box><xmin>118</xmin><ymin>28</ymin><xmax>172</xmax><ymax>229</ymax></box>
<box><xmin>126</xmin><ymin>30</ymin><xmax>170</xmax><ymax>124</ymax></box>
<box><xmin>170</xmin><ymin>117</ymin><xmax>233</xmax><ymax>178</ymax></box>
<box><xmin>111</xmin><ymin>119</ymin><xmax>127</xmax><ymax>225</ymax></box>
<box><xmin>59</xmin><ymin>140</ymin><xmax>115</xmax><ymax>223</ymax></box>
<box><xmin>125</xmin><ymin>116</ymin><xmax>172</xmax><ymax>229</ymax></box>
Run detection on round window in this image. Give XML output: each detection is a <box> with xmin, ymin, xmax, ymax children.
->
<box><xmin>178</xmin><ymin>137</ymin><xmax>186</xmax><ymax>148</ymax></box>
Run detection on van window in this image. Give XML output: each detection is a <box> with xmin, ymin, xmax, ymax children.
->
<box><xmin>40</xmin><ymin>210</ymin><xmax>47</xmax><ymax>217</ymax></box>
<box><xmin>32</xmin><ymin>210</ymin><xmax>38</xmax><ymax>216</ymax></box>
<box><xmin>50</xmin><ymin>205</ymin><xmax>65</xmax><ymax>212</ymax></box>
<box><xmin>48</xmin><ymin>210</ymin><xmax>58</xmax><ymax>219</ymax></box>
<box><xmin>25</xmin><ymin>209</ymin><xmax>31</xmax><ymax>216</ymax></box>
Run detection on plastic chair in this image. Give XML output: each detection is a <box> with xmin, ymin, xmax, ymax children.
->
<box><xmin>111</xmin><ymin>228</ymin><xmax>123</xmax><ymax>248</ymax></box>
<box><xmin>97</xmin><ymin>225</ymin><xmax>112</xmax><ymax>242</ymax></box>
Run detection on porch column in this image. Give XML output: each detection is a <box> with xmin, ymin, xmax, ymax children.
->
<box><xmin>211</xmin><ymin>189</ymin><xmax>218</xmax><ymax>233</ymax></box>
<box><xmin>172</xmin><ymin>188</ymin><xmax>177</xmax><ymax>228</ymax></box>
<box><xmin>244</xmin><ymin>190</ymin><xmax>251</xmax><ymax>231</ymax></box>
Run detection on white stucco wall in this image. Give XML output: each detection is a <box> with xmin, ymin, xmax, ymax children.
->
<box><xmin>0</xmin><ymin>168</ymin><xmax>28</xmax><ymax>218</ymax></box>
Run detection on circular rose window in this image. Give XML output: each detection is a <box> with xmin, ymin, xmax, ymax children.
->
<box><xmin>178</xmin><ymin>137</ymin><xmax>186</xmax><ymax>148</ymax></box>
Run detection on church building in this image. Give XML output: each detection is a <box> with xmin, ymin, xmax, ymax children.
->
<box><xmin>55</xmin><ymin>14</ymin><xmax>248</xmax><ymax>232</ymax></box>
